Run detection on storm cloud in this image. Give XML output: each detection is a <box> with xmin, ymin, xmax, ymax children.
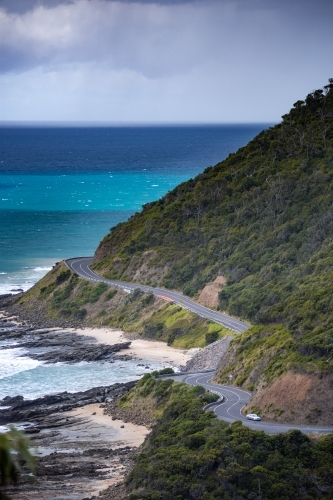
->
<box><xmin>0</xmin><ymin>0</ymin><xmax>332</xmax><ymax>122</ymax></box>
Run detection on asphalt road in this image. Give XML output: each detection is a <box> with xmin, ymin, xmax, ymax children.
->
<box><xmin>65</xmin><ymin>257</ymin><xmax>249</xmax><ymax>333</ymax></box>
<box><xmin>171</xmin><ymin>372</ymin><xmax>333</xmax><ymax>435</ymax></box>
<box><xmin>66</xmin><ymin>257</ymin><xmax>332</xmax><ymax>434</ymax></box>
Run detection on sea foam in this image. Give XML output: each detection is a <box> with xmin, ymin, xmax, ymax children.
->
<box><xmin>0</xmin><ymin>345</ymin><xmax>42</xmax><ymax>381</ymax></box>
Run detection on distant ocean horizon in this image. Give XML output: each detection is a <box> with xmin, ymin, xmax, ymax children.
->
<box><xmin>0</xmin><ymin>124</ymin><xmax>271</xmax><ymax>295</ymax></box>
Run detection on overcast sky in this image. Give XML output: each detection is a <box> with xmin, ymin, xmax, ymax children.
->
<box><xmin>0</xmin><ymin>0</ymin><xmax>332</xmax><ymax>123</ymax></box>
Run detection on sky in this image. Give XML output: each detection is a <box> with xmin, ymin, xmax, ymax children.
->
<box><xmin>0</xmin><ymin>0</ymin><xmax>332</xmax><ymax>123</ymax></box>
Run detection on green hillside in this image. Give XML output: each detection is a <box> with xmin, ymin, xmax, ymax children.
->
<box><xmin>11</xmin><ymin>261</ymin><xmax>230</xmax><ymax>349</ymax></box>
<box><xmin>93</xmin><ymin>80</ymin><xmax>333</xmax><ymax>370</ymax></box>
<box><xmin>113</xmin><ymin>374</ymin><xmax>333</xmax><ymax>500</ymax></box>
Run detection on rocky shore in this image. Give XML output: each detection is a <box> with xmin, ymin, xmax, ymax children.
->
<box><xmin>0</xmin><ymin>301</ymin><xmax>231</xmax><ymax>499</ymax></box>
<box><xmin>0</xmin><ymin>307</ymin><xmax>185</xmax><ymax>500</ymax></box>
<box><xmin>1</xmin><ymin>382</ymin><xmax>145</xmax><ymax>500</ymax></box>
<box><xmin>0</xmin><ymin>313</ymin><xmax>153</xmax><ymax>500</ymax></box>
<box><xmin>0</xmin><ymin>382</ymin><xmax>136</xmax><ymax>426</ymax></box>
<box><xmin>0</xmin><ymin>318</ymin><xmax>132</xmax><ymax>364</ymax></box>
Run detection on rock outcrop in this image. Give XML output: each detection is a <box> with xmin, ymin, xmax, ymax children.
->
<box><xmin>0</xmin><ymin>319</ymin><xmax>131</xmax><ymax>364</ymax></box>
<box><xmin>183</xmin><ymin>336</ymin><xmax>232</xmax><ymax>371</ymax></box>
<box><xmin>0</xmin><ymin>381</ymin><xmax>136</xmax><ymax>425</ymax></box>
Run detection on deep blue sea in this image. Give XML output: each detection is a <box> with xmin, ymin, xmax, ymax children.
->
<box><xmin>0</xmin><ymin>124</ymin><xmax>269</xmax><ymax>401</ymax></box>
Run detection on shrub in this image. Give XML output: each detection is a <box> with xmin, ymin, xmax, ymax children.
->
<box><xmin>104</xmin><ymin>289</ymin><xmax>118</xmax><ymax>301</ymax></box>
<box><xmin>141</xmin><ymin>292</ymin><xmax>155</xmax><ymax>306</ymax></box>
<box><xmin>56</xmin><ymin>269</ymin><xmax>71</xmax><ymax>285</ymax></box>
<box><xmin>205</xmin><ymin>331</ymin><xmax>219</xmax><ymax>344</ymax></box>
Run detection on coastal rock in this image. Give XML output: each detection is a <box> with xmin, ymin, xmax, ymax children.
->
<box><xmin>0</xmin><ymin>321</ymin><xmax>132</xmax><ymax>363</ymax></box>
<box><xmin>1</xmin><ymin>378</ymin><xmax>142</xmax><ymax>500</ymax></box>
<box><xmin>183</xmin><ymin>336</ymin><xmax>233</xmax><ymax>371</ymax></box>
<box><xmin>0</xmin><ymin>381</ymin><xmax>136</xmax><ymax>425</ymax></box>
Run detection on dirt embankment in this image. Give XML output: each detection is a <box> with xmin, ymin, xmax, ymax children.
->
<box><xmin>214</xmin><ymin>336</ymin><xmax>333</xmax><ymax>426</ymax></box>
<box><xmin>246</xmin><ymin>370</ymin><xmax>333</xmax><ymax>426</ymax></box>
<box><xmin>198</xmin><ymin>276</ymin><xmax>226</xmax><ymax>308</ymax></box>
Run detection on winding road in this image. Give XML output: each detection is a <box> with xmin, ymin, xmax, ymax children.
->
<box><xmin>65</xmin><ymin>257</ymin><xmax>249</xmax><ymax>333</ymax></box>
<box><xmin>65</xmin><ymin>257</ymin><xmax>333</xmax><ymax>435</ymax></box>
<box><xmin>169</xmin><ymin>372</ymin><xmax>333</xmax><ymax>434</ymax></box>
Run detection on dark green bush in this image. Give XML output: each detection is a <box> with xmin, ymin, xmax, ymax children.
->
<box><xmin>56</xmin><ymin>269</ymin><xmax>71</xmax><ymax>285</ymax></box>
<box><xmin>104</xmin><ymin>289</ymin><xmax>117</xmax><ymax>301</ymax></box>
<box><xmin>141</xmin><ymin>292</ymin><xmax>155</xmax><ymax>306</ymax></box>
<box><xmin>205</xmin><ymin>331</ymin><xmax>219</xmax><ymax>344</ymax></box>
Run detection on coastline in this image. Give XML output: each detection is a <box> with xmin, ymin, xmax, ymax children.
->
<box><xmin>0</xmin><ymin>313</ymin><xmax>193</xmax><ymax>396</ymax></box>
<box><xmin>74</xmin><ymin>326</ymin><xmax>192</xmax><ymax>367</ymax></box>
<box><xmin>0</xmin><ymin>309</ymin><xmax>194</xmax><ymax>499</ymax></box>
<box><xmin>2</xmin><ymin>386</ymin><xmax>149</xmax><ymax>500</ymax></box>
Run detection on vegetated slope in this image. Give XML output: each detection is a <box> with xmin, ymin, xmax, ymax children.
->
<box><xmin>9</xmin><ymin>262</ymin><xmax>230</xmax><ymax>348</ymax></box>
<box><xmin>94</xmin><ymin>80</ymin><xmax>333</xmax><ymax>335</ymax></box>
<box><xmin>105</xmin><ymin>374</ymin><xmax>333</xmax><ymax>500</ymax></box>
<box><xmin>92</xmin><ymin>80</ymin><xmax>333</xmax><ymax>422</ymax></box>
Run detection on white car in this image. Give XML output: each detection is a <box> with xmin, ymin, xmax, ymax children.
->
<box><xmin>246</xmin><ymin>413</ymin><xmax>261</xmax><ymax>421</ymax></box>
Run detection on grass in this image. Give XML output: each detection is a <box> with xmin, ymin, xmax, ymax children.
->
<box><xmin>13</xmin><ymin>262</ymin><xmax>233</xmax><ymax>348</ymax></box>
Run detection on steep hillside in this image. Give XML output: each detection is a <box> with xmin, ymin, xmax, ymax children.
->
<box><xmin>92</xmin><ymin>80</ymin><xmax>333</xmax><ymax>420</ymax></box>
<box><xmin>94</xmin><ymin>82</ymin><xmax>333</xmax><ymax>353</ymax></box>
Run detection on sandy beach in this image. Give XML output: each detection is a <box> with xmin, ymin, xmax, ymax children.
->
<box><xmin>0</xmin><ymin>317</ymin><xmax>192</xmax><ymax>499</ymax></box>
<box><xmin>76</xmin><ymin>326</ymin><xmax>192</xmax><ymax>366</ymax></box>
<box><xmin>0</xmin><ymin>309</ymin><xmax>193</xmax><ymax>367</ymax></box>
<box><xmin>70</xmin><ymin>402</ymin><xmax>149</xmax><ymax>448</ymax></box>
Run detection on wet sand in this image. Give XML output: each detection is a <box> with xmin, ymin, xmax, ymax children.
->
<box><xmin>70</xmin><ymin>403</ymin><xmax>149</xmax><ymax>448</ymax></box>
<box><xmin>76</xmin><ymin>327</ymin><xmax>192</xmax><ymax>366</ymax></box>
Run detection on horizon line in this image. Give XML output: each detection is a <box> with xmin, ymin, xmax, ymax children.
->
<box><xmin>0</xmin><ymin>120</ymin><xmax>277</xmax><ymax>128</ymax></box>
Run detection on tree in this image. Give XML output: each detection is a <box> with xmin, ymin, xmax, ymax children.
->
<box><xmin>0</xmin><ymin>428</ymin><xmax>35</xmax><ymax>500</ymax></box>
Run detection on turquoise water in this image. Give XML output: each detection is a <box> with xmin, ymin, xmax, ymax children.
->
<box><xmin>0</xmin><ymin>125</ymin><xmax>269</xmax><ymax>293</ymax></box>
<box><xmin>0</xmin><ymin>172</ymin><xmax>188</xmax><ymax>211</ymax></box>
<box><xmin>0</xmin><ymin>172</ymin><xmax>188</xmax><ymax>292</ymax></box>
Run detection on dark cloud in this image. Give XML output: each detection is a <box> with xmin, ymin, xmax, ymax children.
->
<box><xmin>0</xmin><ymin>0</ymin><xmax>223</xmax><ymax>76</ymax></box>
<box><xmin>2</xmin><ymin>0</ymin><xmax>333</xmax><ymax>15</ymax></box>
<box><xmin>0</xmin><ymin>0</ymin><xmax>332</xmax><ymax>122</ymax></box>
<box><xmin>0</xmin><ymin>0</ymin><xmax>200</xmax><ymax>13</ymax></box>
<box><xmin>1</xmin><ymin>0</ymin><xmax>333</xmax><ymax>77</ymax></box>
<box><xmin>0</xmin><ymin>0</ymin><xmax>72</xmax><ymax>14</ymax></box>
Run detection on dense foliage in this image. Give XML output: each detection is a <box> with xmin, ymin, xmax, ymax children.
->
<box><xmin>125</xmin><ymin>376</ymin><xmax>333</xmax><ymax>500</ymax></box>
<box><xmin>93</xmin><ymin>80</ymin><xmax>333</xmax><ymax>367</ymax></box>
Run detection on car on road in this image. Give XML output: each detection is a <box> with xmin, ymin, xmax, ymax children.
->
<box><xmin>246</xmin><ymin>413</ymin><xmax>261</xmax><ymax>421</ymax></box>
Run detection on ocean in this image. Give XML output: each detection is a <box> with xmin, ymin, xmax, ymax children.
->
<box><xmin>0</xmin><ymin>124</ymin><xmax>269</xmax><ymax>400</ymax></box>
<box><xmin>0</xmin><ymin>337</ymin><xmax>171</xmax><ymax>403</ymax></box>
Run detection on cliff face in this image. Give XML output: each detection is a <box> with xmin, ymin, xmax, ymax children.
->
<box><xmin>91</xmin><ymin>80</ymin><xmax>333</xmax><ymax>418</ymax></box>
